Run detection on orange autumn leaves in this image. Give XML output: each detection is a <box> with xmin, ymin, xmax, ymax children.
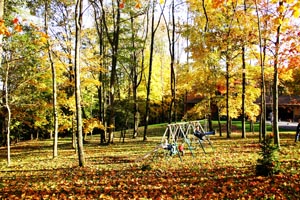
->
<box><xmin>0</xmin><ymin>18</ymin><xmax>49</xmax><ymax>46</ymax></box>
<box><xmin>0</xmin><ymin>18</ymin><xmax>22</xmax><ymax>36</ymax></box>
<box><xmin>120</xmin><ymin>0</ymin><xmax>142</xmax><ymax>9</ymax></box>
<box><xmin>12</xmin><ymin>18</ymin><xmax>22</xmax><ymax>32</ymax></box>
<box><xmin>211</xmin><ymin>0</ymin><xmax>300</xmax><ymax>18</ymax></box>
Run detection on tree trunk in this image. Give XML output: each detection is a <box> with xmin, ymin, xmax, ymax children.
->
<box><xmin>183</xmin><ymin>9</ymin><xmax>190</xmax><ymax>117</ymax></box>
<box><xmin>250</xmin><ymin>120</ymin><xmax>254</xmax><ymax>134</ymax></box>
<box><xmin>255</xmin><ymin>0</ymin><xmax>267</xmax><ymax>142</ymax></box>
<box><xmin>75</xmin><ymin>0</ymin><xmax>85</xmax><ymax>167</ymax></box>
<box><xmin>217</xmin><ymin>106</ymin><xmax>222</xmax><ymax>137</ymax></box>
<box><xmin>92</xmin><ymin>5</ymin><xmax>107</xmax><ymax>144</ymax></box>
<box><xmin>4</xmin><ymin>61</ymin><xmax>11</xmax><ymax>166</ymax></box>
<box><xmin>0</xmin><ymin>0</ymin><xmax>4</xmax><ymax>148</ymax></box>
<box><xmin>144</xmin><ymin>0</ymin><xmax>164</xmax><ymax>141</ymax></box>
<box><xmin>130</xmin><ymin>14</ymin><xmax>140</xmax><ymax>139</ymax></box>
<box><xmin>99</xmin><ymin>0</ymin><xmax>121</xmax><ymax>144</ymax></box>
<box><xmin>208</xmin><ymin>97</ymin><xmax>213</xmax><ymax>131</ymax></box>
<box><xmin>143</xmin><ymin>3</ymin><xmax>155</xmax><ymax>141</ymax></box>
<box><xmin>168</xmin><ymin>0</ymin><xmax>176</xmax><ymax>123</ymax></box>
<box><xmin>272</xmin><ymin>0</ymin><xmax>283</xmax><ymax>148</ymax></box>
<box><xmin>226</xmin><ymin>58</ymin><xmax>231</xmax><ymax>138</ymax></box>
<box><xmin>241</xmin><ymin>45</ymin><xmax>246</xmax><ymax>138</ymax></box>
<box><xmin>72</xmin><ymin>116</ymin><xmax>77</xmax><ymax>150</ymax></box>
<box><xmin>1</xmin><ymin>1</ymin><xmax>11</xmax><ymax>164</ymax></box>
<box><xmin>44</xmin><ymin>1</ymin><xmax>59</xmax><ymax>158</ymax></box>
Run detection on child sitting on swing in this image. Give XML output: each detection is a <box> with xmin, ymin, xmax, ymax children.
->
<box><xmin>194</xmin><ymin>126</ymin><xmax>207</xmax><ymax>141</ymax></box>
<box><xmin>162</xmin><ymin>139</ymin><xmax>184</xmax><ymax>156</ymax></box>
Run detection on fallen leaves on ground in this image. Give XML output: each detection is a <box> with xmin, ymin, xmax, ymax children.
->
<box><xmin>0</xmin><ymin>133</ymin><xmax>299</xmax><ymax>199</ymax></box>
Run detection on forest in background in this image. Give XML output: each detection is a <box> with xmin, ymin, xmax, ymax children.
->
<box><xmin>1</xmin><ymin>0</ymin><xmax>300</xmax><ymax>166</ymax></box>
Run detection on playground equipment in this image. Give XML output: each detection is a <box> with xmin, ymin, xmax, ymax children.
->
<box><xmin>161</xmin><ymin>120</ymin><xmax>214</xmax><ymax>156</ymax></box>
<box><xmin>136</xmin><ymin>120</ymin><xmax>215</xmax><ymax>163</ymax></box>
<box><xmin>189</xmin><ymin>120</ymin><xmax>215</xmax><ymax>154</ymax></box>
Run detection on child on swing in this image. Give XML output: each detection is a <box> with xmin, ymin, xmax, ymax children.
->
<box><xmin>162</xmin><ymin>139</ymin><xmax>184</xmax><ymax>156</ymax></box>
<box><xmin>194</xmin><ymin>125</ymin><xmax>207</xmax><ymax>141</ymax></box>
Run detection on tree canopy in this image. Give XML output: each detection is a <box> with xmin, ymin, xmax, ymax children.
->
<box><xmin>0</xmin><ymin>0</ymin><xmax>300</xmax><ymax>146</ymax></box>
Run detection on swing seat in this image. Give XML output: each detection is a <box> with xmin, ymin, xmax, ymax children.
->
<box><xmin>204</xmin><ymin>130</ymin><xmax>215</xmax><ymax>135</ymax></box>
<box><xmin>163</xmin><ymin>143</ymin><xmax>178</xmax><ymax>156</ymax></box>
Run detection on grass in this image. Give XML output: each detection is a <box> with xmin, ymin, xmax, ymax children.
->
<box><xmin>0</xmin><ymin>124</ymin><xmax>300</xmax><ymax>199</ymax></box>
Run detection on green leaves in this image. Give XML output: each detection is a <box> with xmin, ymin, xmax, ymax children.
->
<box><xmin>256</xmin><ymin>134</ymin><xmax>281</xmax><ymax>176</ymax></box>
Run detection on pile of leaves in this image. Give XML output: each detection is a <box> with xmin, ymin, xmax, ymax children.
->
<box><xmin>0</xmin><ymin>133</ymin><xmax>299</xmax><ymax>199</ymax></box>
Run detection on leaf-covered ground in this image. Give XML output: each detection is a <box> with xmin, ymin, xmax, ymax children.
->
<box><xmin>0</xmin><ymin>132</ymin><xmax>300</xmax><ymax>199</ymax></box>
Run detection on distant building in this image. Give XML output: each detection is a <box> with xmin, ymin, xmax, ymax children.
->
<box><xmin>266</xmin><ymin>96</ymin><xmax>300</xmax><ymax>122</ymax></box>
<box><xmin>185</xmin><ymin>94</ymin><xmax>300</xmax><ymax>122</ymax></box>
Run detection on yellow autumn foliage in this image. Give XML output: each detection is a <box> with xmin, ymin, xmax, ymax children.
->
<box><xmin>83</xmin><ymin>118</ymin><xmax>105</xmax><ymax>134</ymax></box>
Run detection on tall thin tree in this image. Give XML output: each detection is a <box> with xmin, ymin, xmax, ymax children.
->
<box><xmin>143</xmin><ymin>0</ymin><xmax>165</xmax><ymax>141</ymax></box>
<box><xmin>241</xmin><ymin>0</ymin><xmax>247</xmax><ymax>139</ymax></box>
<box><xmin>162</xmin><ymin>0</ymin><xmax>176</xmax><ymax>123</ymax></box>
<box><xmin>255</xmin><ymin>0</ymin><xmax>267</xmax><ymax>141</ymax></box>
<box><xmin>75</xmin><ymin>0</ymin><xmax>85</xmax><ymax>166</ymax></box>
<box><xmin>91</xmin><ymin>2</ymin><xmax>107</xmax><ymax>144</ymax></box>
<box><xmin>0</xmin><ymin>0</ymin><xmax>10</xmax><ymax>166</ymax></box>
<box><xmin>99</xmin><ymin>0</ymin><xmax>121</xmax><ymax>144</ymax></box>
<box><xmin>44</xmin><ymin>0</ymin><xmax>59</xmax><ymax>158</ymax></box>
<box><xmin>272</xmin><ymin>0</ymin><xmax>283</xmax><ymax>148</ymax></box>
<box><xmin>4</xmin><ymin>56</ymin><xmax>11</xmax><ymax>166</ymax></box>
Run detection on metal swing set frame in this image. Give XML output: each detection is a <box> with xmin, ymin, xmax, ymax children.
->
<box><xmin>161</xmin><ymin>120</ymin><xmax>214</xmax><ymax>158</ymax></box>
<box><xmin>136</xmin><ymin>120</ymin><xmax>215</xmax><ymax>163</ymax></box>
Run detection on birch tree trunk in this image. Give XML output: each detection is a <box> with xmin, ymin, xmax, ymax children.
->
<box><xmin>75</xmin><ymin>0</ymin><xmax>85</xmax><ymax>166</ymax></box>
<box><xmin>44</xmin><ymin>1</ymin><xmax>59</xmax><ymax>158</ymax></box>
<box><xmin>4</xmin><ymin>61</ymin><xmax>11</xmax><ymax>166</ymax></box>
<box><xmin>255</xmin><ymin>0</ymin><xmax>267</xmax><ymax>141</ymax></box>
<box><xmin>272</xmin><ymin>1</ymin><xmax>283</xmax><ymax>148</ymax></box>
<box><xmin>0</xmin><ymin>0</ymin><xmax>10</xmax><ymax>166</ymax></box>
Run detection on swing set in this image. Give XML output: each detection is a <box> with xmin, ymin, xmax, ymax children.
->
<box><xmin>137</xmin><ymin>120</ymin><xmax>215</xmax><ymax>163</ymax></box>
<box><xmin>161</xmin><ymin>120</ymin><xmax>215</xmax><ymax>157</ymax></box>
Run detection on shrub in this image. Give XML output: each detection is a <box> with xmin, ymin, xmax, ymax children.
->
<box><xmin>256</xmin><ymin>134</ymin><xmax>281</xmax><ymax>176</ymax></box>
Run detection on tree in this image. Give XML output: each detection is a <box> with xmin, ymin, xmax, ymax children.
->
<box><xmin>240</xmin><ymin>0</ymin><xmax>247</xmax><ymax>139</ymax></box>
<box><xmin>186</xmin><ymin>0</ymin><xmax>247</xmax><ymax>137</ymax></box>
<box><xmin>75</xmin><ymin>0</ymin><xmax>85</xmax><ymax>166</ymax></box>
<box><xmin>99</xmin><ymin>0</ymin><xmax>121</xmax><ymax>144</ymax></box>
<box><xmin>163</xmin><ymin>0</ymin><xmax>176</xmax><ymax>123</ymax></box>
<box><xmin>43</xmin><ymin>0</ymin><xmax>59</xmax><ymax>158</ymax></box>
<box><xmin>255</xmin><ymin>0</ymin><xmax>299</xmax><ymax>146</ymax></box>
<box><xmin>271</xmin><ymin>0</ymin><xmax>299</xmax><ymax>146</ymax></box>
<box><xmin>3</xmin><ymin>48</ymin><xmax>11</xmax><ymax>166</ymax></box>
<box><xmin>128</xmin><ymin>5</ymin><xmax>147</xmax><ymax>139</ymax></box>
<box><xmin>271</xmin><ymin>1</ymin><xmax>283</xmax><ymax>148</ymax></box>
<box><xmin>1</xmin><ymin>12</ymin><xmax>49</xmax><ymax>164</ymax></box>
<box><xmin>111</xmin><ymin>1</ymin><xmax>148</xmax><ymax>139</ymax></box>
<box><xmin>256</xmin><ymin>134</ymin><xmax>280</xmax><ymax>176</ymax></box>
<box><xmin>254</xmin><ymin>0</ymin><xmax>267</xmax><ymax>141</ymax></box>
<box><xmin>143</xmin><ymin>0</ymin><xmax>165</xmax><ymax>141</ymax></box>
<box><xmin>90</xmin><ymin>1</ymin><xmax>108</xmax><ymax>144</ymax></box>
<box><xmin>0</xmin><ymin>0</ymin><xmax>5</xmax><ymax>150</ymax></box>
<box><xmin>0</xmin><ymin>1</ymin><xmax>3</xmax><ymax>61</ymax></box>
